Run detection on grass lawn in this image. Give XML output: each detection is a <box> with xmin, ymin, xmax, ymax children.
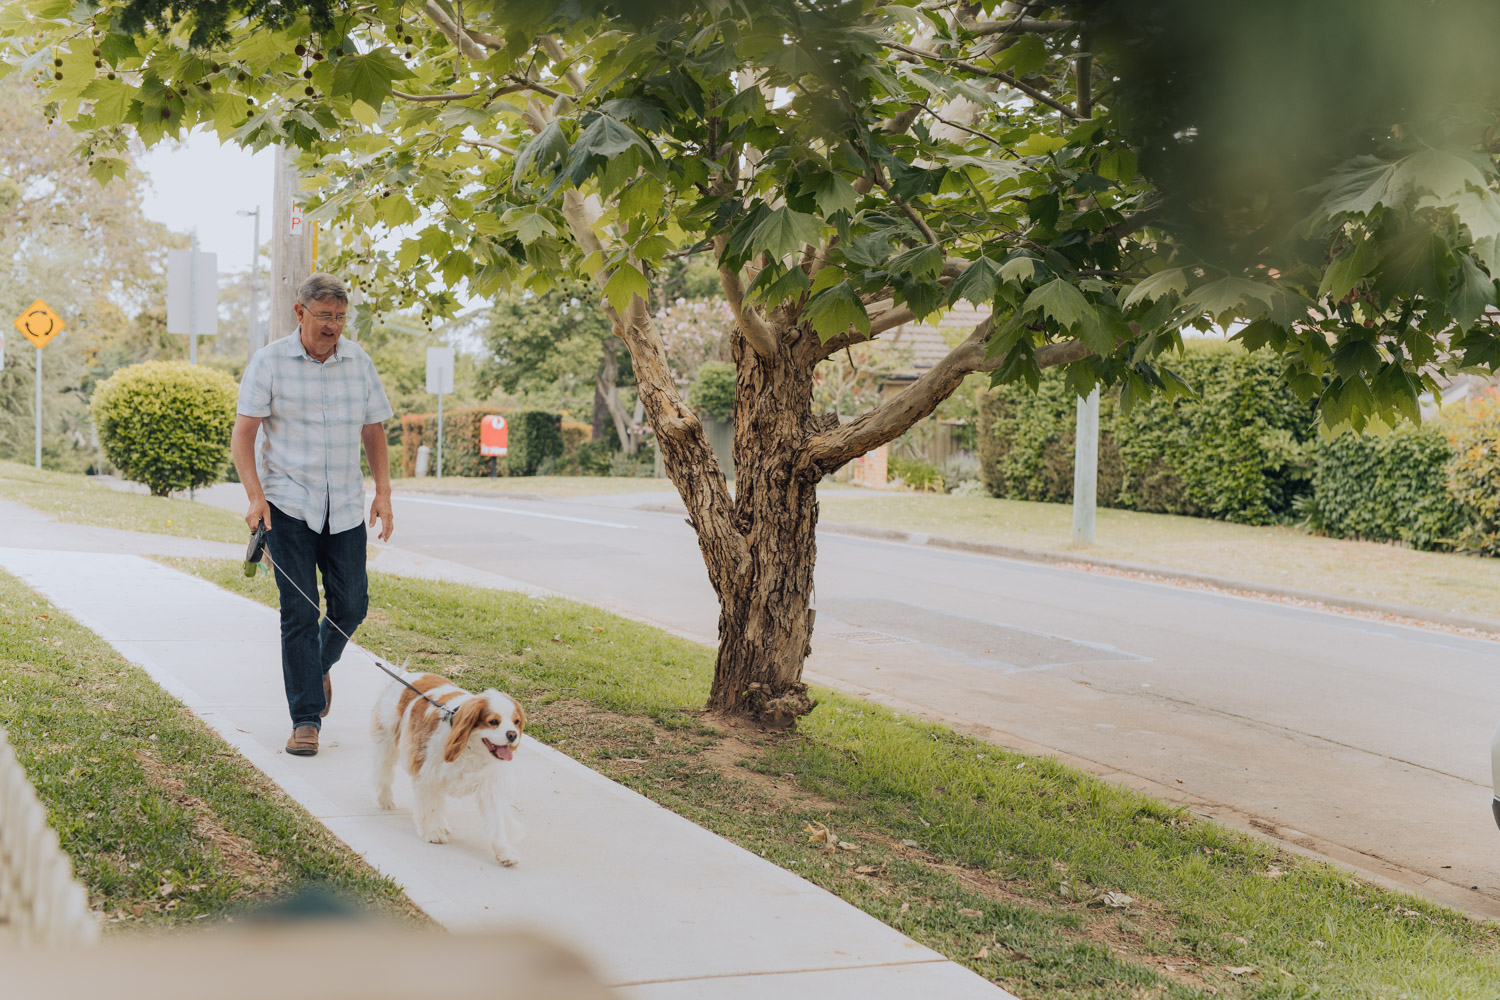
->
<box><xmin>171</xmin><ymin>557</ymin><xmax>1500</xmax><ymax>999</ymax></box>
<box><xmin>0</xmin><ymin>569</ymin><xmax>425</xmax><ymax>931</ymax></box>
<box><xmin>0</xmin><ymin>461</ymin><xmax>243</xmax><ymax>545</ymax></box>
<box><xmin>817</xmin><ymin>491</ymin><xmax>1500</xmax><ymax>621</ymax></box>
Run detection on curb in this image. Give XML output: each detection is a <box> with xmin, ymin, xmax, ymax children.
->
<box><xmin>631</xmin><ymin>502</ymin><xmax>1500</xmax><ymax>638</ymax></box>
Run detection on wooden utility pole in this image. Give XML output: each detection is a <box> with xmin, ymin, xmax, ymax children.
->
<box><xmin>269</xmin><ymin>147</ymin><xmax>313</xmax><ymax>345</ymax></box>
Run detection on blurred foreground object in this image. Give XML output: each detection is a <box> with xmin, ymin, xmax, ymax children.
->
<box><xmin>0</xmin><ymin>725</ymin><xmax>98</xmax><ymax>948</ymax></box>
<box><xmin>2</xmin><ymin>923</ymin><xmax>609</xmax><ymax>1000</ymax></box>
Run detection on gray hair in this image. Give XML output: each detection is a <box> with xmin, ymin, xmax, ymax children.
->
<box><xmin>296</xmin><ymin>272</ymin><xmax>349</xmax><ymax>306</ymax></box>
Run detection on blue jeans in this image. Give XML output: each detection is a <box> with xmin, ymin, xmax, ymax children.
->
<box><xmin>264</xmin><ymin>502</ymin><xmax>368</xmax><ymax>730</ymax></box>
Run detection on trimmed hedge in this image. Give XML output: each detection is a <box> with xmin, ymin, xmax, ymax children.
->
<box><xmin>978</xmin><ymin>344</ymin><xmax>1317</xmax><ymax>525</ymax></box>
<box><xmin>401</xmin><ymin>408</ymin><xmax>564</xmax><ymax>477</ymax></box>
<box><xmin>1443</xmin><ymin>393</ymin><xmax>1500</xmax><ymax>555</ymax></box>
<box><xmin>91</xmin><ymin>360</ymin><xmax>238</xmax><ymax>496</ymax></box>
<box><xmin>1303</xmin><ymin>422</ymin><xmax>1462</xmax><ymax>550</ymax></box>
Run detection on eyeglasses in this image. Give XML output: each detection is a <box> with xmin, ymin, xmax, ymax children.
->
<box><xmin>309</xmin><ymin>312</ymin><xmax>348</xmax><ymax>324</ymax></box>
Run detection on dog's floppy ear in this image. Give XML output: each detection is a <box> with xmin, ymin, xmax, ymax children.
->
<box><xmin>512</xmin><ymin>700</ymin><xmax>526</xmax><ymax>733</ymax></box>
<box><xmin>443</xmin><ymin>698</ymin><xmax>487</xmax><ymax>763</ymax></box>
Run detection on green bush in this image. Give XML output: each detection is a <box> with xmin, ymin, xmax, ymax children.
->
<box><xmin>1443</xmin><ymin>393</ymin><xmax>1500</xmax><ymax>555</ymax></box>
<box><xmin>90</xmin><ymin>361</ymin><xmax>238</xmax><ymax>496</ymax></box>
<box><xmin>508</xmin><ymin>410</ymin><xmax>565</xmax><ymax>476</ymax></box>
<box><xmin>1304</xmin><ymin>421</ymin><xmax>1462</xmax><ymax>549</ymax></box>
<box><xmin>977</xmin><ymin>343</ymin><xmax>1317</xmax><ymax>525</ymax></box>
<box><xmin>889</xmin><ymin>456</ymin><xmax>944</xmax><ymax>492</ymax></box>
<box><xmin>401</xmin><ymin>408</ymin><xmax>563</xmax><ymax>477</ymax></box>
<box><xmin>688</xmin><ymin>361</ymin><xmax>736</xmax><ymax>421</ymax></box>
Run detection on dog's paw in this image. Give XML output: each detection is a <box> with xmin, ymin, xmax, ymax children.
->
<box><xmin>375</xmin><ymin>789</ymin><xmax>395</xmax><ymax>810</ymax></box>
<box><xmin>494</xmin><ymin>848</ymin><xmax>520</xmax><ymax>867</ymax></box>
<box><xmin>417</xmin><ymin>821</ymin><xmax>450</xmax><ymax>844</ymax></box>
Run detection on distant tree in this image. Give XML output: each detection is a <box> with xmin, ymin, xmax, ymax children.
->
<box><xmin>0</xmin><ymin>76</ymin><xmax>177</xmax><ymax>471</ymax></box>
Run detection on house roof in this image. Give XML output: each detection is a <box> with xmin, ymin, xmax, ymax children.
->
<box><xmin>880</xmin><ymin>304</ymin><xmax>991</xmax><ymax>382</ymax></box>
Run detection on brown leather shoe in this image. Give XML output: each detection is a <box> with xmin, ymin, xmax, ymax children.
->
<box><xmin>286</xmin><ymin>725</ymin><xmax>319</xmax><ymax>756</ymax></box>
<box><xmin>320</xmin><ymin>674</ymin><xmax>332</xmax><ymax>718</ymax></box>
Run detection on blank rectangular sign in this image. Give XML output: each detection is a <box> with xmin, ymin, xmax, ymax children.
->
<box><xmin>166</xmin><ymin>249</ymin><xmax>219</xmax><ymax>335</ymax></box>
<box><xmin>426</xmin><ymin>346</ymin><xmax>455</xmax><ymax>395</ymax></box>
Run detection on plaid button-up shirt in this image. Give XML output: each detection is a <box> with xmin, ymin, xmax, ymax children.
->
<box><xmin>237</xmin><ymin>333</ymin><xmax>394</xmax><ymax>534</ymax></box>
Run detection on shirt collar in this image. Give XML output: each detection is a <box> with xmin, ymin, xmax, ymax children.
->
<box><xmin>287</xmin><ymin>332</ymin><xmax>346</xmax><ymax>364</ymax></box>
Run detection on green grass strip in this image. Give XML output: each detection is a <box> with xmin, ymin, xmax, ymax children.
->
<box><xmin>0</xmin><ymin>461</ymin><xmax>244</xmax><ymax>545</ymax></box>
<box><xmin>176</xmin><ymin>557</ymin><xmax>1500</xmax><ymax>999</ymax></box>
<box><xmin>0</xmin><ymin>568</ymin><xmax>425</xmax><ymax>930</ymax></box>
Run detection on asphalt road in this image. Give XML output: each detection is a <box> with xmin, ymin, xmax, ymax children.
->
<box><xmin>200</xmin><ymin>483</ymin><xmax>1500</xmax><ymax>918</ymax></box>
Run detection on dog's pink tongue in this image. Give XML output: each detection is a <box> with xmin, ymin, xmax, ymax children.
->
<box><xmin>494</xmin><ymin>744</ymin><xmax>514</xmax><ymax>761</ymax></box>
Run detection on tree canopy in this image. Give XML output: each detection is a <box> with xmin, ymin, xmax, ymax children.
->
<box><xmin>11</xmin><ymin>0</ymin><xmax>1500</xmax><ymax>719</ymax></box>
<box><xmin>9</xmin><ymin>1</ymin><xmax>1500</xmax><ymax>434</ymax></box>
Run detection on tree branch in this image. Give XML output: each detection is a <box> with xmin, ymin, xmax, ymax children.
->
<box><xmin>421</xmin><ymin>0</ymin><xmax>487</xmax><ymax>60</ymax></box>
<box><xmin>887</xmin><ymin>40</ymin><xmax>1082</xmax><ymax>120</ymax></box>
<box><xmin>806</xmin><ymin>316</ymin><xmax>1091</xmax><ymax>467</ymax></box>
<box><xmin>392</xmin><ymin>88</ymin><xmax>483</xmax><ymax>103</ymax></box>
<box><xmin>970</xmin><ymin>18</ymin><xmax>1080</xmax><ymax>36</ymax></box>
<box><xmin>713</xmin><ymin>234</ymin><xmax>779</xmax><ymax>358</ymax></box>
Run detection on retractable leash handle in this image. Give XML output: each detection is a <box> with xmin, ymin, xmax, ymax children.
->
<box><xmin>243</xmin><ymin>519</ymin><xmax>268</xmax><ymax>577</ymax></box>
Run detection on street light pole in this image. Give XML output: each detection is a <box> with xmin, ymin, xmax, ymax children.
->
<box><xmin>237</xmin><ymin>207</ymin><xmax>262</xmax><ymax>358</ymax></box>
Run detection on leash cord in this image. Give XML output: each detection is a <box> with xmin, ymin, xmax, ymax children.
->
<box><xmin>256</xmin><ymin>536</ymin><xmax>457</xmax><ymax>723</ymax></box>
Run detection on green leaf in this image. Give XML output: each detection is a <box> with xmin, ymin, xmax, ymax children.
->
<box><xmin>748</xmin><ymin>206</ymin><xmax>822</xmax><ymax>261</ymax></box>
<box><xmin>513</xmin><ymin>210</ymin><xmax>556</xmax><ymax>245</ymax></box>
<box><xmin>888</xmin><ymin>243</ymin><xmax>944</xmax><ymax>280</ymax></box>
<box><xmin>1448</xmin><ymin>253</ymin><xmax>1496</xmax><ymax>330</ymax></box>
<box><xmin>1374</xmin><ymin>225</ymin><xmax>1450</xmax><ymax>301</ymax></box>
<box><xmin>805</xmin><ymin>281</ymin><xmax>870</xmax><ymax>342</ymax></box>
<box><xmin>991</xmin><ymin>35</ymin><xmax>1046</xmax><ymax>76</ymax></box>
<box><xmin>998</xmin><ymin>254</ymin><xmax>1042</xmax><ymax>285</ymax></box>
<box><xmin>1318</xmin><ymin>238</ymin><xmax>1376</xmax><ymax>301</ymax></box>
<box><xmin>1122</xmin><ymin>268</ymin><xmax>1188</xmax><ymax>309</ymax></box>
<box><xmin>1329</xmin><ymin>338</ymin><xmax>1382</xmax><ymax>380</ymax></box>
<box><xmin>810</xmin><ymin>172</ymin><xmax>859</xmax><ymax>217</ymax></box>
<box><xmin>329</xmin><ymin>48</ymin><xmax>415</xmax><ymax>112</ymax></box>
<box><xmin>603</xmin><ymin>263</ymin><xmax>651</xmax><ymax>312</ymax></box>
<box><xmin>514</xmin><ymin>119</ymin><xmax>569</xmax><ymax>184</ymax></box>
<box><xmin>617</xmin><ymin>175</ymin><xmax>666</xmax><ymax>223</ymax></box>
<box><xmin>1016</xmin><ymin>133</ymin><xmax>1067</xmax><ymax>157</ymax></box>
<box><xmin>1231</xmin><ymin>318</ymin><xmax>1287</xmax><ymax>352</ymax></box>
<box><xmin>87</xmin><ymin>155</ymin><xmax>128</xmax><ymax>188</ymax></box>
<box><xmin>946</xmin><ymin>257</ymin><xmax>1000</xmax><ymax>307</ymax></box>
<box><xmin>744</xmin><ymin>263</ymin><xmax>809</xmax><ymax>307</ymax></box>
<box><xmin>1023</xmin><ymin>279</ymin><xmax>1091</xmax><ymax>329</ymax></box>
<box><xmin>80</xmin><ymin>77</ymin><xmax>134</xmax><ymax>124</ymax></box>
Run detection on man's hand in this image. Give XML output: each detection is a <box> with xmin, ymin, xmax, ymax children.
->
<box><xmin>369</xmin><ymin>493</ymin><xmax>394</xmax><ymax>542</ymax></box>
<box><xmin>246</xmin><ymin>496</ymin><xmax>271</xmax><ymax>532</ymax></box>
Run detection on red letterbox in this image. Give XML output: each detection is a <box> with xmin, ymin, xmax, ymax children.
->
<box><xmin>480</xmin><ymin>415</ymin><xmax>508</xmax><ymax>456</ymax></box>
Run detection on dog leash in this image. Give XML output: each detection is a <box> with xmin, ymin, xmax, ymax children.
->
<box><xmin>246</xmin><ymin>520</ymin><xmax>458</xmax><ymax>723</ymax></box>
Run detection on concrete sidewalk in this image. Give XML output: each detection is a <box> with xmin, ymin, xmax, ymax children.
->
<box><xmin>0</xmin><ymin>502</ymin><xmax>1013</xmax><ymax>1000</ymax></box>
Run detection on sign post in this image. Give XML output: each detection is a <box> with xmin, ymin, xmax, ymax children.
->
<box><xmin>13</xmin><ymin>299</ymin><xmax>64</xmax><ymax>469</ymax></box>
<box><xmin>167</xmin><ymin>237</ymin><xmax>218</xmax><ymax>363</ymax></box>
<box><xmin>479</xmin><ymin>415</ymin><xmax>508</xmax><ymax>478</ymax></box>
<box><xmin>425</xmin><ymin>346</ymin><xmax>455</xmax><ymax>482</ymax></box>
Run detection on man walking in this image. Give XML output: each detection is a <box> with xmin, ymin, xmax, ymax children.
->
<box><xmin>231</xmin><ymin>273</ymin><xmax>395</xmax><ymax>757</ymax></box>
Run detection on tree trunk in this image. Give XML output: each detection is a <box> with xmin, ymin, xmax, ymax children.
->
<box><xmin>595</xmin><ymin>338</ymin><xmax>638</xmax><ymax>454</ymax></box>
<box><xmin>591</xmin><ymin>354</ymin><xmax>610</xmax><ymax>442</ymax></box>
<box><xmin>701</xmin><ymin>330</ymin><xmax>820</xmax><ymax>726</ymax></box>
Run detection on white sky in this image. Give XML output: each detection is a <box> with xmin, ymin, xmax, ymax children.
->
<box><xmin>136</xmin><ymin>128</ymin><xmax>274</xmax><ymax>275</ymax></box>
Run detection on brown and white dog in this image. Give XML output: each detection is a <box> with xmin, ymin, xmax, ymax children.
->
<box><xmin>371</xmin><ymin>672</ymin><xmax>526</xmax><ymax>866</ymax></box>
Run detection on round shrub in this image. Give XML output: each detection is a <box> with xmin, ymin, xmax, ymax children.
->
<box><xmin>91</xmin><ymin>361</ymin><xmax>238</xmax><ymax>496</ymax></box>
<box><xmin>1444</xmin><ymin>392</ymin><xmax>1500</xmax><ymax>555</ymax></box>
<box><xmin>687</xmin><ymin>361</ymin><xmax>736</xmax><ymax>421</ymax></box>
